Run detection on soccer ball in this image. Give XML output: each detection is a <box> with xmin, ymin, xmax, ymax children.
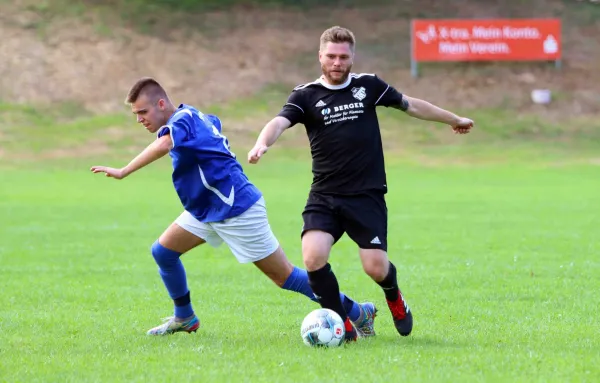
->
<box><xmin>300</xmin><ymin>308</ymin><xmax>345</xmax><ymax>347</ymax></box>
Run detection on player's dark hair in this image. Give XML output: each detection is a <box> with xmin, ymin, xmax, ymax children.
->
<box><xmin>320</xmin><ymin>26</ymin><xmax>356</xmax><ymax>52</ymax></box>
<box><xmin>125</xmin><ymin>77</ymin><xmax>168</xmax><ymax>104</ymax></box>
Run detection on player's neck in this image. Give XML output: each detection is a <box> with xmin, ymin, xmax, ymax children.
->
<box><xmin>164</xmin><ymin>104</ymin><xmax>177</xmax><ymax>120</ymax></box>
<box><xmin>319</xmin><ymin>74</ymin><xmax>351</xmax><ymax>90</ymax></box>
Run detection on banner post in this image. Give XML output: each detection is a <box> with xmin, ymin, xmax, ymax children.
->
<box><xmin>410</xmin><ymin>19</ymin><xmax>419</xmax><ymax>78</ymax></box>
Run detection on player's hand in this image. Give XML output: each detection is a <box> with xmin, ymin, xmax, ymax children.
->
<box><xmin>248</xmin><ymin>144</ymin><xmax>268</xmax><ymax>164</ymax></box>
<box><xmin>90</xmin><ymin>166</ymin><xmax>126</xmax><ymax>180</ymax></box>
<box><xmin>452</xmin><ymin>117</ymin><xmax>473</xmax><ymax>134</ymax></box>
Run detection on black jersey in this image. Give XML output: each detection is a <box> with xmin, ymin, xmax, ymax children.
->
<box><xmin>277</xmin><ymin>73</ymin><xmax>407</xmax><ymax>195</ymax></box>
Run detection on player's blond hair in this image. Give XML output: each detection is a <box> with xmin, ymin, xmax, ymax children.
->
<box><xmin>125</xmin><ymin>77</ymin><xmax>168</xmax><ymax>104</ymax></box>
<box><xmin>320</xmin><ymin>26</ymin><xmax>356</xmax><ymax>52</ymax></box>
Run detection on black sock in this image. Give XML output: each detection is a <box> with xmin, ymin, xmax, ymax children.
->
<box><xmin>174</xmin><ymin>291</ymin><xmax>191</xmax><ymax>307</ymax></box>
<box><xmin>307</xmin><ymin>263</ymin><xmax>348</xmax><ymax>321</ymax></box>
<box><xmin>377</xmin><ymin>262</ymin><xmax>400</xmax><ymax>301</ymax></box>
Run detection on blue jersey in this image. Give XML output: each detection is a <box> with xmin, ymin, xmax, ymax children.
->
<box><xmin>157</xmin><ymin>104</ymin><xmax>262</xmax><ymax>222</ymax></box>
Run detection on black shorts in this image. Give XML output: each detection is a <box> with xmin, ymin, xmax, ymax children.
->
<box><xmin>301</xmin><ymin>191</ymin><xmax>388</xmax><ymax>251</ymax></box>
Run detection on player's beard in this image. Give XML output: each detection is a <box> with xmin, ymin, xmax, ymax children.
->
<box><xmin>322</xmin><ymin>64</ymin><xmax>352</xmax><ymax>85</ymax></box>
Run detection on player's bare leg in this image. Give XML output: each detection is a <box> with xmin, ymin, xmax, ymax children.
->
<box><xmin>159</xmin><ymin>223</ymin><xmax>206</xmax><ymax>253</ymax></box>
<box><xmin>147</xmin><ymin>223</ymin><xmax>205</xmax><ymax>336</ymax></box>
<box><xmin>359</xmin><ymin>248</ymin><xmax>412</xmax><ymax>336</ymax></box>
<box><xmin>302</xmin><ymin>230</ymin><xmax>358</xmax><ymax>342</ymax></box>
<box><xmin>253</xmin><ymin>246</ymin><xmax>294</xmax><ymax>287</ymax></box>
<box><xmin>302</xmin><ymin>230</ymin><xmax>334</xmax><ymax>271</ymax></box>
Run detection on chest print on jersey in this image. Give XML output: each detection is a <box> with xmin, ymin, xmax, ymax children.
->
<box><xmin>351</xmin><ymin>86</ymin><xmax>367</xmax><ymax>101</ymax></box>
<box><xmin>321</xmin><ymin>101</ymin><xmax>365</xmax><ymax>126</ymax></box>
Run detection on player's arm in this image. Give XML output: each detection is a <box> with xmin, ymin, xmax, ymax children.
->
<box><xmin>402</xmin><ymin>96</ymin><xmax>460</xmax><ymax>124</ymax></box>
<box><xmin>248</xmin><ymin>89</ymin><xmax>305</xmax><ymax>164</ymax></box>
<box><xmin>90</xmin><ymin>134</ymin><xmax>172</xmax><ymax>179</ymax></box>
<box><xmin>373</xmin><ymin>75</ymin><xmax>473</xmax><ymax>134</ymax></box>
<box><xmin>402</xmin><ymin>96</ymin><xmax>473</xmax><ymax>134</ymax></box>
<box><xmin>248</xmin><ymin>116</ymin><xmax>291</xmax><ymax>164</ymax></box>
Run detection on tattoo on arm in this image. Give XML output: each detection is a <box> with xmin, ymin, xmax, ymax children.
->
<box><xmin>392</xmin><ymin>97</ymin><xmax>410</xmax><ymax>112</ymax></box>
<box><xmin>400</xmin><ymin>97</ymin><xmax>409</xmax><ymax>111</ymax></box>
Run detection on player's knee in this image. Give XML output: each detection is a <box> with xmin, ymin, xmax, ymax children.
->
<box><xmin>363</xmin><ymin>261</ymin><xmax>387</xmax><ymax>281</ymax></box>
<box><xmin>303</xmin><ymin>254</ymin><xmax>328</xmax><ymax>272</ymax></box>
<box><xmin>301</xmin><ymin>232</ymin><xmax>332</xmax><ymax>271</ymax></box>
<box><xmin>360</xmin><ymin>250</ymin><xmax>389</xmax><ymax>280</ymax></box>
<box><xmin>151</xmin><ymin>240</ymin><xmax>181</xmax><ymax>268</ymax></box>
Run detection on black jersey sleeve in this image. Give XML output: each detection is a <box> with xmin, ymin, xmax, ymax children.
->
<box><xmin>372</xmin><ymin>75</ymin><xmax>408</xmax><ymax>111</ymax></box>
<box><xmin>277</xmin><ymin>89</ymin><xmax>306</xmax><ymax>127</ymax></box>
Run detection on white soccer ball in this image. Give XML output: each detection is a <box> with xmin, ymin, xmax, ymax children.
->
<box><xmin>300</xmin><ymin>308</ymin><xmax>345</xmax><ymax>347</ymax></box>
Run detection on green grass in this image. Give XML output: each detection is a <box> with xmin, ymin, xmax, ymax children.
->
<box><xmin>2</xmin><ymin>92</ymin><xmax>600</xmax><ymax>167</ymax></box>
<box><xmin>1</xmin><ymin>84</ymin><xmax>600</xmax><ymax>381</ymax></box>
<box><xmin>1</xmin><ymin>153</ymin><xmax>600</xmax><ymax>382</ymax></box>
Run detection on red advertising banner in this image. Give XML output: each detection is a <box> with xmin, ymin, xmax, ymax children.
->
<box><xmin>412</xmin><ymin>19</ymin><xmax>561</xmax><ymax>62</ymax></box>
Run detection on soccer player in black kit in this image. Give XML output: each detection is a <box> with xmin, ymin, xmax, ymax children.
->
<box><xmin>248</xmin><ymin>26</ymin><xmax>474</xmax><ymax>342</ymax></box>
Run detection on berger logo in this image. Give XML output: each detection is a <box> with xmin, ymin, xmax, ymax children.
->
<box><xmin>332</xmin><ymin>102</ymin><xmax>363</xmax><ymax>112</ymax></box>
<box><xmin>321</xmin><ymin>108</ymin><xmax>331</xmax><ymax>115</ymax></box>
<box><xmin>352</xmin><ymin>86</ymin><xmax>367</xmax><ymax>101</ymax></box>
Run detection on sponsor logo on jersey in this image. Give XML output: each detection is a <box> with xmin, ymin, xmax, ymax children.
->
<box><xmin>332</xmin><ymin>102</ymin><xmax>363</xmax><ymax>112</ymax></box>
<box><xmin>322</xmin><ymin>102</ymin><xmax>365</xmax><ymax>125</ymax></box>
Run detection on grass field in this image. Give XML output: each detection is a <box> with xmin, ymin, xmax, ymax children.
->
<box><xmin>2</xmin><ymin>0</ymin><xmax>600</xmax><ymax>379</ymax></box>
<box><xmin>1</xmin><ymin>135</ymin><xmax>599</xmax><ymax>381</ymax></box>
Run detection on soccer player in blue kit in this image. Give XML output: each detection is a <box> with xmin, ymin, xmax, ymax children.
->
<box><xmin>91</xmin><ymin>77</ymin><xmax>375</xmax><ymax>340</ymax></box>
